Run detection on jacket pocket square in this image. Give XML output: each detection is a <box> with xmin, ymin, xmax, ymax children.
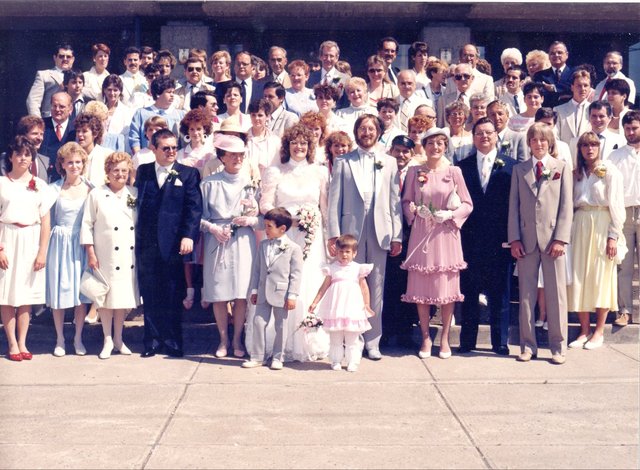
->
<box><xmin>174</xmin><ymin>179</ymin><xmax>183</xmax><ymax>186</ymax></box>
<box><xmin>552</xmin><ymin>172</ymin><xmax>561</xmax><ymax>180</ymax></box>
<box><xmin>276</xmin><ymin>282</ymin><xmax>288</xmax><ymax>291</ymax></box>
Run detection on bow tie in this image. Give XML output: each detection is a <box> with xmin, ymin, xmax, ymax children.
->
<box><xmin>360</xmin><ymin>150</ymin><xmax>376</xmax><ymax>159</ymax></box>
<box><xmin>270</xmin><ymin>238</ymin><xmax>282</xmax><ymax>246</ymax></box>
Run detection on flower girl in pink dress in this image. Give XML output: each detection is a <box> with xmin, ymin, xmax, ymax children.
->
<box><xmin>308</xmin><ymin>234</ymin><xmax>374</xmax><ymax>372</ymax></box>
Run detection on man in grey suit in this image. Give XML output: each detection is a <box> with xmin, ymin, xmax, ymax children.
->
<box><xmin>328</xmin><ymin>114</ymin><xmax>403</xmax><ymax>359</ymax></box>
<box><xmin>487</xmin><ymin>100</ymin><xmax>527</xmax><ymax>162</ymax></box>
<box><xmin>263</xmin><ymin>82</ymin><xmax>298</xmax><ymax>138</ymax></box>
<box><xmin>26</xmin><ymin>44</ymin><xmax>75</xmax><ymax>118</ymax></box>
<box><xmin>246</xmin><ymin>208</ymin><xmax>303</xmax><ymax>370</ymax></box>
<box><xmin>508</xmin><ymin>122</ymin><xmax>573</xmax><ymax>365</ymax></box>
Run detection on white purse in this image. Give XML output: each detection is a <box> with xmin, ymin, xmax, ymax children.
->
<box><xmin>80</xmin><ymin>268</ymin><xmax>110</xmax><ymax>306</ymax></box>
<box><xmin>446</xmin><ymin>184</ymin><xmax>462</xmax><ymax>210</ymax></box>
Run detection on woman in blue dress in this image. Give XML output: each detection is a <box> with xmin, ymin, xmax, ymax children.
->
<box><xmin>200</xmin><ymin>133</ymin><xmax>259</xmax><ymax>358</ymax></box>
<box><xmin>47</xmin><ymin>142</ymin><xmax>94</xmax><ymax>357</ymax></box>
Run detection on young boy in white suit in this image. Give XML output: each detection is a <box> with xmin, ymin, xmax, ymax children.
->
<box><xmin>244</xmin><ymin>208</ymin><xmax>303</xmax><ymax>370</ymax></box>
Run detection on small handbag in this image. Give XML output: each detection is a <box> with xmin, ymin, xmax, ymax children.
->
<box><xmin>80</xmin><ymin>268</ymin><xmax>110</xmax><ymax>306</ymax></box>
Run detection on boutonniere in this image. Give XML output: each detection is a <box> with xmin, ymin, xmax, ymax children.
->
<box><xmin>126</xmin><ymin>194</ymin><xmax>137</xmax><ymax>208</ymax></box>
<box><xmin>552</xmin><ymin>172</ymin><xmax>561</xmax><ymax>180</ymax></box>
<box><xmin>166</xmin><ymin>169</ymin><xmax>180</xmax><ymax>183</ymax></box>
<box><xmin>541</xmin><ymin>167</ymin><xmax>552</xmax><ymax>180</ymax></box>
<box><xmin>593</xmin><ymin>164</ymin><xmax>607</xmax><ymax>178</ymax></box>
<box><xmin>27</xmin><ymin>177</ymin><xmax>38</xmax><ymax>192</ymax></box>
<box><xmin>493</xmin><ymin>157</ymin><xmax>506</xmax><ymax>170</ymax></box>
<box><xmin>276</xmin><ymin>242</ymin><xmax>288</xmax><ymax>254</ymax></box>
<box><xmin>374</xmin><ymin>160</ymin><xmax>384</xmax><ymax>170</ymax></box>
<box><xmin>417</xmin><ymin>169</ymin><xmax>428</xmax><ymax>185</ymax></box>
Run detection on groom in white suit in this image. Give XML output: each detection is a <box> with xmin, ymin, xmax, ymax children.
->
<box><xmin>328</xmin><ymin>114</ymin><xmax>403</xmax><ymax>359</ymax></box>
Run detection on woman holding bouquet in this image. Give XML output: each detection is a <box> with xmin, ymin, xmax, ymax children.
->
<box><xmin>401</xmin><ymin>127</ymin><xmax>473</xmax><ymax>359</ymax></box>
<box><xmin>200</xmin><ymin>133</ymin><xmax>259</xmax><ymax>358</ymax></box>
<box><xmin>259</xmin><ymin>124</ymin><xmax>330</xmax><ymax>362</ymax></box>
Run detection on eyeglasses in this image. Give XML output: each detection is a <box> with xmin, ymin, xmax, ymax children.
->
<box><xmin>423</xmin><ymin>115</ymin><xmax>436</xmax><ymax>120</ymax></box>
<box><xmin>368</xmin><ymin>68</ymin><xmax>384</xmax><ymax>74</ymax></box>
<box><xmin>187</xmin><ymin>67</ymin><xmax>202</xmax><ymax>72</ymax></box>
<box><xmin>236</xmin><ymin>62</ymin><xmax>251</xmax><ymax>67</ymax></box>
<box><xmin>454</xmin><ymin>74</ymin><xmax>471</xmax><ymax>81</ymax></box>
<box><xmin>474</xmin><ymin>131</ymin><xmax>495</xmax><ymax>137</ymax></box>
<box><xmin>57</xmin><ymin>54</ymin><xmax>73</xmax><ymax>59</ymax></box>
<box><xmin>161</xmin><ymin>146</ymin><xmax>178</xmax><ymax>152</ymax></box>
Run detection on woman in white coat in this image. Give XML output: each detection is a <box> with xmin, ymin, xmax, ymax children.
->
<box><xmin>81</xmin><ymin>152</ymin><xmax>139</xmax><ymax>359</ymax></box>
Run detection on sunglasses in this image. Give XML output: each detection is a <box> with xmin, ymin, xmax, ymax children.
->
<box><xmin>57</xmin><ymin>54</ymin><xmax>73</xmax><ymax>59</ymax></box>
<box><xmin>187</xmin><ymin>67</ymin><xmax>202</xmax><ymax>72</ymax></box>
<box><xmin>454</xmin><ymin>74</ymin><xmax>471</xmax><ymax>81</ymax></box>
<box><xmin>161</xmin><ymin>146</ymin><xmax>178</xmax><ymax>153</ymax></box>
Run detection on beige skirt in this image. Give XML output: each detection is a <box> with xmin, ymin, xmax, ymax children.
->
<box><xmin>567</xmin><ymin>207</ymin><xmax>618</xmax><ymax>312</ymax></box>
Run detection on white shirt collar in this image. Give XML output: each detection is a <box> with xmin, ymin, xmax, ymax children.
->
<box><xmin>154</xmin><ymin>161</ymin><xmax>175</xmax><ymax>173</ymax></box>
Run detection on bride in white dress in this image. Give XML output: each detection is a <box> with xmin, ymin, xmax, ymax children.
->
<box><xmin>259</xmin><ymin>124</ymin><xmax>330</xmax><ymax>362</ymax></box>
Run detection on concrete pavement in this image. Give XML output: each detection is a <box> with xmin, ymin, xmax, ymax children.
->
<box><xmin>0</xmin><ymin>321</ymin><xmax>638</xmax><ymax>469</ymax></box>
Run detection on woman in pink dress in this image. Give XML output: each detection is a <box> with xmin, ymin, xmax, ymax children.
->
<box><xmin>401</xmin><ymin>127</ymin><xmax>473</xmax><ymax>359</ymax></box>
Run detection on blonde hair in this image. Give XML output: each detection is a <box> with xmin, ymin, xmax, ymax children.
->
<box><xmin>56</xmin><ymin>142</ymin><xmax>88</xmax><ymax>177</ymax></box>
<box><xmin>104</xmin><ymin>151</ymin><xmax>133</xmax><ymax>184</ymax></box>
<box><xmin>526</xmin><ymin>122</ymin><xmax>558</xmax><ymax>158</ymax></box>
<box><xmin>84</xmin><ymin>100</ymin><xmax>108</xmax><ymax>122</ymax></box>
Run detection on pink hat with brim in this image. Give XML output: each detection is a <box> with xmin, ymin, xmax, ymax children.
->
<box><xmin>213</xmin><ymin>133</ymin><xmax>245</xmax><ymax>153</ymax></box>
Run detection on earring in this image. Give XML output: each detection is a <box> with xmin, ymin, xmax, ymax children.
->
<box><xmin>184</xmin><ymin>135</ymin><xmax>191</xmax><ymax>143</ymax></box>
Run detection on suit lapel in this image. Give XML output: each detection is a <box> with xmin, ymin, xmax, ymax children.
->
<box><xmin>522</xmin><ymin>159</ymin><xmax>537</xmax><ymax>197</ymax></box>
<box><xmin>346</xmin><ymin>152</ymin><xmax>366</xmax><ymax>201</ymax></box>
<box><xmin>374</xmin><ymin>151</ymin><xmax>383</xmax><ymax>197</ymax></box>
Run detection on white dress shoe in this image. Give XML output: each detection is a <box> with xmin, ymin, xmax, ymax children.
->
<box><xmin>241</xmin><ymin>360</ymin><xmax>263</xmax><ymax>368</ymax></box>
<box><xmin>568</xmin><ymin>336</ymin><xmax>589</xmax><ymax>349</ymax></box>
<box><xmin>346</xmin><ymin>363</ymin><xmax>358</xmax><ymax>372</ymax></box>
<box><xmin>115</xmin><ymin>343</ymin><xmax>132</xmax><ymax>355</ymax></box>
<box><xmin>367</xmin><ymin>348</ymin><xmax>382</xmax><ymax>360</ymax></box>
<box><xmin>99</xmin><ymin>338</ymin><xmax>114</xmax><ymax>360</ymax></box>
<box><xmin>74</xmin><ymin>340</ymin><xmax>86</xmax><ymax>356</ymax></box>
<box><xmin>418</xmin><ymin>349</ymin><xmax>431</xmax><ymax>359</ymax></box>
<box><xmin>53</xmin><ymin>344</ymin><xmax>66</xmax><ymax>357</ymax></box>
<box><xmin>584</xmin><ymin>336</ymin><xmax>604</xmax><ymax>350</ymax></box>
<box><xmin>439</xmin><ymin>350</ymin><xmax>452</xmax><ymax>359</ymax></box>
<box><xmin>331</xmin><ymin>363</ymin><xmax>342</xmax><ymax>371</ymax></box>
<box><xmin>270</xmin><ymin>359</ymin><xmax>284</xmax><ymax>370</ymax></box>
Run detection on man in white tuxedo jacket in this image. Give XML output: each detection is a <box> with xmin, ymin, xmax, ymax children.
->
<box><xmin>554</xmin><ymin>69</ymin><xmax>592</xmax><ymax>144</ymax></box>
<box><xmin>328</xmin><ymin>114</ymin><xmax>403</xmax><ymax>359</ymax></box>
<box><xmin>26</xmin><ymin>44</ymin><xmax>75</xmax><ymax>118</ymax></box>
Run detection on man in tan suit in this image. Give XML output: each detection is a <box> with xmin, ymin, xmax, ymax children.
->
<box><xmin>508</xmin><ymin>122</ymin><xmax>573</xmax><ymax>365</ymax></box>
<box><xmin>26</xmin><ymin>44</ymin><xmax>75</xmax><ymax>117</ymax></box>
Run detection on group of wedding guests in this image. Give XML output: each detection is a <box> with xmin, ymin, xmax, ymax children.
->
<box><xmin>2</xmin><ymin>37</ymin><xmax>638</xmax><ymax>370</ymax></box>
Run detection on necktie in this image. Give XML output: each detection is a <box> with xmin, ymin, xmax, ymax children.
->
<box><xmin>535</xmin><ymin>160</ymin><xmax>544</xmax><ymax>181</ymax></box>
<box><xmin>599</xmin><ymin>78</ymin><xmax>611</xmax><ymax>100</ymax></box>
<box><xmin>55</xmin><ymin>124</ymin><xmax>63</xmax><ymax>141</ymax></box>
<box><xmin>513</xmin><ymin>95</ymin><xmax>520</xmax><ymax>114</ymax></box>
<box><xmin>457</xmin><ymin>92</ymin><xmax>465</xmax><ymax>103</ymax></box>
<box><xmin>481</xmin><ymin>155</ymin><xmax>492</xmax><ymax>192</ymax></box>
<box><xmin>555</xmin><ymin>68</ymin><xmax>562</xmax><ymax>83</ymax></box>
<box><xmin>598</xmin><ymin>134</ymin><xmax>606</xmax><ymax>158</ymax></box>
<box><xmin>575</xmin><ymin>103</ymin><xmax>583</xmax><ymax>133</ymax></box>
<box><xmin>240</xmin><ymin>80</ymin><xmax>247</xmax><ymax>113</ymax></box>
<box><xmin>74</xmin><ymin>100</ymin><xmax>82</xmax><ymax>117</ymax></box>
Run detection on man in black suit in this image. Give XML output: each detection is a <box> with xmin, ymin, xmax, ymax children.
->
<box><xmin>458</xmin><ymin>117</ymin><xmax>515</xmax><ymax>355</ymax></box>
<box><xmin>533</xmin><ymin>41</ymin><xmax>573</xmax><ymax>108</ymax></box>
<box><xmin>135</xmin><ymin>129</ymin><xmax>203</xmax><ymax>358</ymax></box>
<box><xmin>40</xmin><ymin>91</ymin><xmax>75</xmax><ymax>181</ymax></box>
<box><xmin>378</xmin><ymin>37</ymin><xmax>400</xmax><ymax>86</ymax></box>
<box><xmin>233</xmin><ymin>51</ymin><xmax>265</xmax><ymax>114</ymax></box>
<box><xmin>1</xmin><ymin>115</ymin><xmax>52</xmax><ymax>182</ymax></box>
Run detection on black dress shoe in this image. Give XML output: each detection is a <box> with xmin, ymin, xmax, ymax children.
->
<box><xmin>457</xmin><ymin>345</ymin><xmax>475</xmax><ymax>354</ymax></box>
<box><xmin>141</xmin><ymin>348</ymin><xmax>156</xmax><ymax>358</ymax></box>
<box><xmin>493</xmin><ymin>345</ymin><xmax>510</xmax><ymax>356</ymax></box>
<box><xmin>165</xmin><ymin>346</ymin><xmax>184</xmax><ymax>358</ymax></box>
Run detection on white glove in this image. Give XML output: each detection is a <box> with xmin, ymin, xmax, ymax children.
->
<box><xmin>433</xmin><ymin>210</ymin><xmax>453</xmax><ymax>224</ymax></box>
<box><xmin>416</xmin><ymin>205</ymin><xmax>431</xmax><ymax>219</ymax></box>
<box><xmin>231</xmin><ymin>216</ymin><xmax>258</xmax><ymax>227</ymax></box>
<box><xmin>210</xmin><ymin>223</ymin><xmax>231</xmax><ymax>243</ymax></box>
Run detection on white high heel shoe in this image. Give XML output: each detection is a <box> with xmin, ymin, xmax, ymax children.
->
<box><xmin>99</xmin><ymin>338</ymin><xmax>114</xmax><ymax>360</ymax></box>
